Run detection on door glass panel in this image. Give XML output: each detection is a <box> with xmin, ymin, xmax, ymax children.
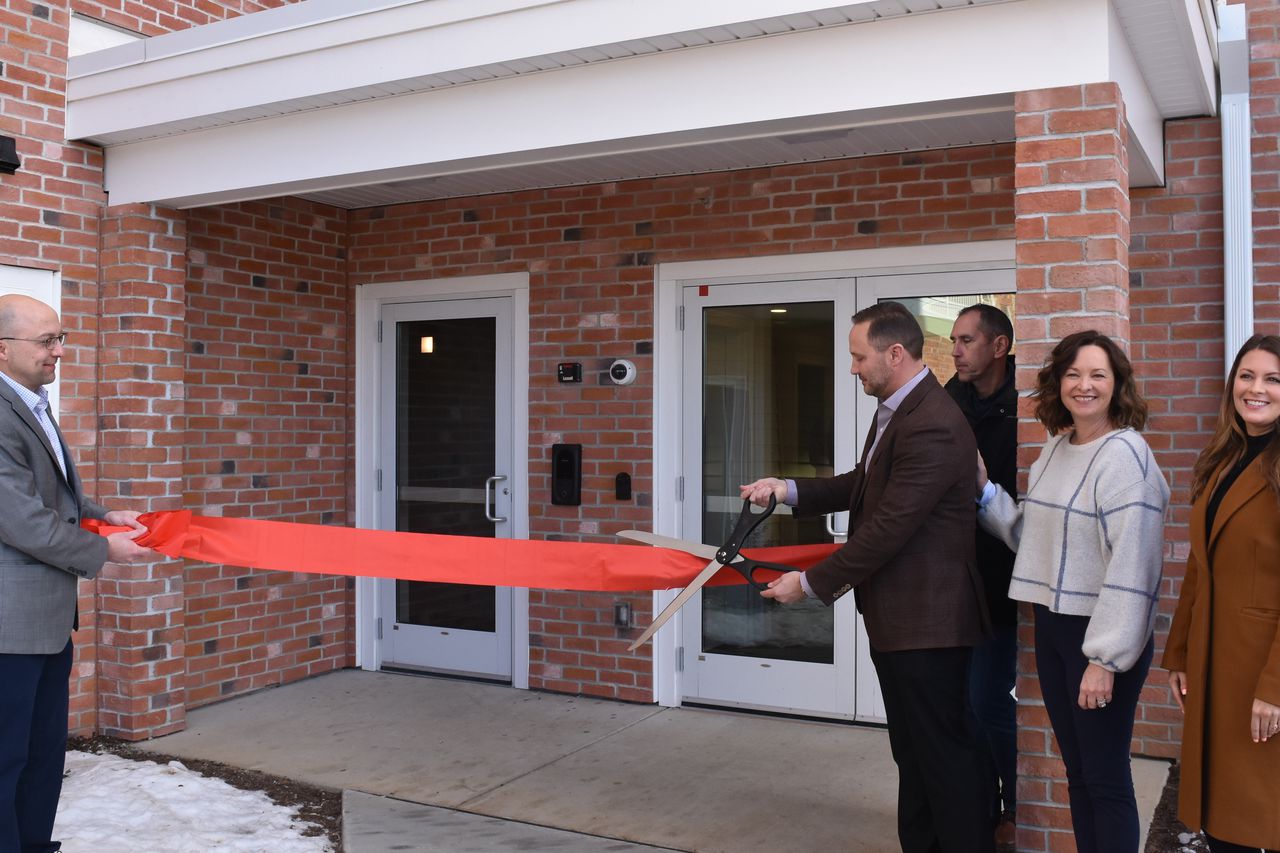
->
<box><xmin>893</xmin><ymin>294</ymin><xmax>1017</xmax><ymax>384</ymax></box>
<box><xmin>395</xmin><ymin>317</ymin><xmax>496</xmax><ymax>632</ymax></box>
<box><xmin>701</xmin><ymin>302</ymin><xmax>835</xmax><ymax>664</ymax></box>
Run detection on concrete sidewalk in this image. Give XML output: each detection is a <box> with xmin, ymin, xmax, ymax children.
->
<box><xmin>141</xmin><ymin>669</ymin><xmax>1168</xmax><ymax>852</ymax></box>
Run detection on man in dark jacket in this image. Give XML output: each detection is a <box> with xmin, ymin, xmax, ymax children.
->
<box><xmin>947</xmin><ymin>303</ymin><xmax>1018</xmax><ymax>852</ymax></box>
<box><xmin>745</xmin><ymin>302</ymin><xmax>993</xmax><ymax>853</ymax></box>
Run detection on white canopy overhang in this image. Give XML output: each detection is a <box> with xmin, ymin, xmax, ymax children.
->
<box><xmin>66</xmin><ymin>0</ymin><xmax>1218</xmax><ymax>209</ymax></box>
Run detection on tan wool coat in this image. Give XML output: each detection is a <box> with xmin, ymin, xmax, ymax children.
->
<box><xmin>1163</xmin><ymin>458</ymin><xmax>1280</xmax><ymax>849</ymax></box>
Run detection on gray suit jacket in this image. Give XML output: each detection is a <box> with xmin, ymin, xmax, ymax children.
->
<box><xmin>0</xmin><ymin>379</ymin><xmax>110</xmax><ymax>654</ymax></box>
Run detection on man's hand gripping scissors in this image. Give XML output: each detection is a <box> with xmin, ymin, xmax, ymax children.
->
<box><xmin>618</xmin><ymin>494</ymin><xmax>801</xmax><ymax>651</ymax></box>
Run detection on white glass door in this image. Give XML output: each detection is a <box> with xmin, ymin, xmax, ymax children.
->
<box><xmin>677</xmin><ymin>269</ymin><xmax>1015</xmax><ymax>721</ymax></box>
<box><xmin>680</xmin><ymin>278</ymin><xmax>863</xmax><ymax>718</ymax></box>
<box><xmin>377</xmin><ymin>297</ymin><xmax>514</xmax><ymax>679</ymax></box>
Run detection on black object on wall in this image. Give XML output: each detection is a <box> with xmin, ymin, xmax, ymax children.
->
<box><xmin>615</xmin><ymin>472</ymin><xmax>632</xmax><ymax>501</ymax></box>
<box><xmin>0</xmin><ymin>136</ymin><xmax>20</xmax><ymax>175</ymax></box>
<box><xmin>551</xmin><ymin>443</ymin><xmax>582</xmax><ymax>506</ymax></box>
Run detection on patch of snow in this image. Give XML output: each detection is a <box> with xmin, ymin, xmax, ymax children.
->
<box><xmin>53</xmin><ymin>751</ymin><xmax>332</xmax><ymax>853</ymax></box>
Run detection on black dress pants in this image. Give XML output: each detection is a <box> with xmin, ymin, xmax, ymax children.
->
<box><xmin>870</xmin><ymin>644</ymin><xmax>995</xmax><ymax>853</ymax></box>
<box><xmin>1204</xmin><ymin>831</ymin><xmax>1280</xmax><ymax>853</ymax></box>
<box><xmin>1034</xmin><ymin>605</ymin><xmax>1152</xmax><ymax>853</ymax></box>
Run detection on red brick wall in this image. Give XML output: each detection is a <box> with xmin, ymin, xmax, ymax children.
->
<box><xmin>348</xmin><ymin>146</ymin><xmax>1017</xmax><ymax>700</ymax></box>
<box><xmin>182</xmin><ymin>197</ymin><xmax>353</xmax><ymax>707</ymax></box>
<box><xmin>1245</xmin><ymin>0</ymin><xmax>1280</xmax><ymax>326</ymax></box>
<box><xmin>0</xmin><ymin>0</ymin><xmax>113</xmax><ymax>733</ymax></box>
<box><xmin>71</xmin><ymin>0</ymin><xmax>297</xmax><ymax>36</ymax></box>
<box><xmin>93</xmin><ymin>203</ymin><xmax>189</xmax><ymax>738</ymax></box>
<box><xmin>1131</xmin><ymin>116</ymin><xmax>1228</xmax><ymax>763</ymax></box>
<box><xmin>1012</xmin><ymin>83</ymin><xmax>1133</xmax><ymax>850</ymax></box>
<box><xmin>1</xmin><ymin>0</ymin><xmax>309</xmax><ymax>737</ymax></box>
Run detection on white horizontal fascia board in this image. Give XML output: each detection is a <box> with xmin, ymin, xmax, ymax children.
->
<box><xmin>101</xmin><ymin>0</ymin><xmax>1110</xmax><ymax>206</ymax></box>
<box><xmin>106</xmin><ymin>96</ymin><xmax>1014</xmax><ymax>208</ymax></box>
<box><xmin>1108</xmin><ymin>2</ymin><xmax>1164</xmax><ymax>187</ymax></box>
<box><xmin>68</xmin><ymin>0</ymin><xmax>909</xmax><ymax>141</ymax></box>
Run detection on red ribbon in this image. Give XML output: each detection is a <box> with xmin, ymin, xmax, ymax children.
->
<box><xmin>84</xmin><ymin>511</ymin><xmax>837</xmax><ymax>591</ymax></box>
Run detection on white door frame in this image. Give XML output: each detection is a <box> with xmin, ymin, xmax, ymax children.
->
<box><xmin>651</xmin><ymin>241</ymin><xmax>1014</xmax><ymax>708</ymax></box>
<box><xmin>0</xmin><ymin>265</ymin><xmax>61</xmax><ymax>416</ymax></box>
<box><xmin>354</xmin><ymin>273</ymin><xmax>531</xmax><ymax>688</ymax></box>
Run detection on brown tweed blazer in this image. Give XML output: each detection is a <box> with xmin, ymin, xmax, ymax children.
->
<box><xmin>793</xmin><ymin>371</ymin><xmax>990</xmax><ymax>652</ymax></box>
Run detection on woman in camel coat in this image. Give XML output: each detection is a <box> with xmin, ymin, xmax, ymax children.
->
<box><xmin>1164</xmin><ymin>334</ymin><xmax>1280</xmax><ymax>853</ymax></box>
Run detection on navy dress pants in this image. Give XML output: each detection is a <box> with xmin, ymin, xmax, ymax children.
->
<box><xmin>0</xmin><ymin>640</ymin><xmax>72</xmax><ymax>853</ymax></box>
<box><xmin>1034</xmin><ymin>605</ymin><xmax>1152</xmax><ymax>853</ymax></box>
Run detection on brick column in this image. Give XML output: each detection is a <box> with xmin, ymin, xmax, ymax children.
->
<box><xmin>1013</xmin><ymin>83</ymin><xmax>1131</xmax><ymax>852</ymax></box>
<box><xmin>94</xmin><ymin>204</ymin><xmax>188</xmax><ymax>739</ymax></box>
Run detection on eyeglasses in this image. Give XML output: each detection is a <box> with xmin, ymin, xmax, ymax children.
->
<box><xmin>0</xmin><ymin>333</ymin><xmax>67</xmax><ymax>350</ymax></box>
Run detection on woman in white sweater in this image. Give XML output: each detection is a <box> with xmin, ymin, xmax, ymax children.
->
<box><xmin>978</xmin><ymin>330</ymin><xmax>1169</xmax><ymax>853</ymax></box>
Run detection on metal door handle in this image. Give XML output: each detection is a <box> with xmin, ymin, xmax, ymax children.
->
<box><xmin>825</xmin><ymin>512</ymin><xmax>848</xmax><ymax>539</ymax></box>
<box><xmin>485</xmin><ymin>475</ymin><xmax>508</xmax><ymax>523</ymax></box>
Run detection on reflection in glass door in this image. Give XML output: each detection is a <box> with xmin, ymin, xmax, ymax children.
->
<box><xmin>378</xmin><ymin>298</ymin><xmax>512</xmax><ymax>679</ymax></box>
<box><xmin>700</xmin><ymin>302</ymin><xmax>835</xmax><ymax>664</ymax></box>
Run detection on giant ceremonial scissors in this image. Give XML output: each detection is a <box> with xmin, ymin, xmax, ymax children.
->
<box><xmin>618</xmin><ymin>494</ymin><xmax>802</xmax><ymax>651</ymax></box>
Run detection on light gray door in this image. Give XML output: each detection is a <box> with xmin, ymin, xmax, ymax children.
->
<box><xmin>377</xmin><ymin>297</ymin><xmax>513</xmax><ymax>679</ymax></box>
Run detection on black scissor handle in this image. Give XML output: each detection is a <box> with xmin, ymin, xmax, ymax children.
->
<box><xmin>716</xmin><ymin>494</ymin><xmax>776</xmax><ymax>564</ymax></box>
<box><xmin>715</xmin><ymin>493</ymin><xmax>802</xmax><ymax>590</ymax></box>
<box><xmin>732</xmin><ymin>555</ymin><xmax>802</xmax><ymax>591</ymax></box>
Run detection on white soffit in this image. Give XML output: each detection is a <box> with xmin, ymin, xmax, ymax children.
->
<box><xmin>1112</xmin><ymin>0</ymin><xmax>1217</xmax><ymax>118</ymax></box>
<box><xmin>71</xmin><ymin>0</ymin><xmax>1214</xmax><ymax>208</ymax></box>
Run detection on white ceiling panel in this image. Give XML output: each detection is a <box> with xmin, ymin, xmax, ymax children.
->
<box><xmin>296</xmin><ymin>109</ymin><xmax>1014</xmax><ymax>209</ymax></box>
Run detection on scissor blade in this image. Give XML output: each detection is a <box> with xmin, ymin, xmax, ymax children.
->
<box><xmin>627</xmin><ymin>557</ymin><xmax>724</xmax><ymax>651</ymax></box>
<box><xmin>616</xmin><ymin>530</ymin><xmax>719</xmax><ymax>560</ymax></box>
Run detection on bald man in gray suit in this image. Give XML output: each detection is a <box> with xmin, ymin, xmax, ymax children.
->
<box><xmin>0</xmin><ymin>294</ymin><xmax>151</xmax><ymax>853</ymax></box>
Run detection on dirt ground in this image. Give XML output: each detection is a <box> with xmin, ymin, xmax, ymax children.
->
<box><xmin>1144</xmin><ymin>763</ymin><xmax>1206</xmax><ymax>853</ymax></box>
<box><xmin>68</xmin><ymin>736</ymin><xmax>344</xmax><ymax>852</ymax></box>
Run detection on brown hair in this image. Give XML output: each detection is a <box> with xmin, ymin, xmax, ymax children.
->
<box><xmin>851</xmin><ymin>301</ymin><xmax>924</xmax><ymax>359</ymax></box>
<box><xmin>1191</xmin><ymin>334</ymin><xmax>1280</xmax><ymax>502</ymax></box>
<box><xmin>1032</xmin><ymin>330</ymin><xmax>1148</xmax><ymax>435</ymax></box>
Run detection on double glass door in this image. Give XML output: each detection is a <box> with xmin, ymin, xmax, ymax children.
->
<box><xmin>679</xmin><ymin>270</ymin><xmax>1014</xmax><ymax>720</ymax></box>
<box><xmin>377</xmin><ymin>297</ymin><xmax>513</xmax><ymax>679</ymax></box>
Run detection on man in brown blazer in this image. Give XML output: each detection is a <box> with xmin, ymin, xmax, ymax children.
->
<box><xmin>743</xmin><ymin>301</ymin><xmax>993</xmax><ymax>853</ymax></box>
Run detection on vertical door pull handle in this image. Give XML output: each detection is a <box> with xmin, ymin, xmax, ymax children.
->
<box><xmin>825</xmin><ymin>512</ymin><xmax>848</xmax><ymax>541</ymax></box>
<box><xmin>485</xmin><ymin>475</ymin><xmax>508</xmax><ymax>523</ymax></box>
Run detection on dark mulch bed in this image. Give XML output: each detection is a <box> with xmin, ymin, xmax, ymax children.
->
<box><xmin>68</xmin><ymin>736</ymin><xmax>343</xmax><ymax>852</ymax></box>
<box><xmin>1145</xmin><ymin>763</ymin><xmax>1207</xmax><ymax>853</ymax></box>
